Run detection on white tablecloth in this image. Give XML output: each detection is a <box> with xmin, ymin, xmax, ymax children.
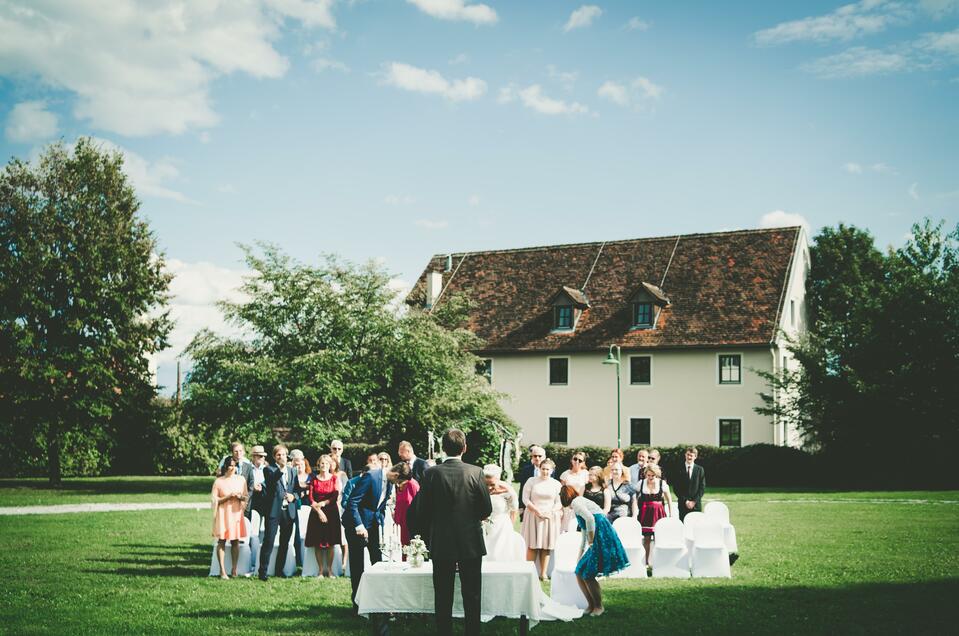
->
<box><xmin>355</xmin><ymin>560</ymin><xmax>580</xmax><ymax>629</ymax></box>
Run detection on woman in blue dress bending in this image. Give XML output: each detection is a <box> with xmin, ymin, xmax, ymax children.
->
<box><xmin>560</xmin><ymin>485</ymin><xmax>630</xmax><ymax>616</ymax></box>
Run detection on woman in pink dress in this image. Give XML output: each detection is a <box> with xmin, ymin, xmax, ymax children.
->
<box><xmin>305</xmin><ymin>454</ymin><xmax>341</xmax><ymax>577</ymax></box>
<box><xmin>211</xmin><ymin>456</ymin><xmax>249</xmax><ymax>579</ymax></box>
<box><xmin>521</xmin><ymin>458</ymin><xmax>562</xmax><ymax>580</ymax></box>
<box><xmin>388</xmin><ymin>462</ymin><xmax>420</xmax><ymax>550</ymax></box>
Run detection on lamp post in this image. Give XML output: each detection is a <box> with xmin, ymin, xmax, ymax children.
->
<box><xmin>602</xmin><ymin>344</ymin><xmax>622</xmax><ymax>449</ymax></box>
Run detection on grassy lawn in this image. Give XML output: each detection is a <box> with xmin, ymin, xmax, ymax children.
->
<box><xmin>0</xmin><ymin>477</ymin><xmax>212</xmax><ymax>507</ymax></box>
<box><xmin>0</xmin><ymin>484</ymin><xmax>957</xmax><ymax>635</ymax></box>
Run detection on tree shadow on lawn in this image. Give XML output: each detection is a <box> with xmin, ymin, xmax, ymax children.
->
<box><xmin>84</xmin><ymin>543</ymin><xmax>212</xmax><ymax>578</ymax></box>
<box><xmin>184</xmin><ymin>606</ymin><xmax>361</xmax><ymax>634</ymax></box>
<box><xmin>0</xmin><ymin>476</ymin><xmax>211</xmax><ymax>497</ymax></box>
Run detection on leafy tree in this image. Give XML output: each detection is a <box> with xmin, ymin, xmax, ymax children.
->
<box><xmin>183</xmin><ymin>245</ymin><xmax>514</xmax><ymax>464</ymax></box>
<box><xmin>757</xmin><ymin>220</ymin><xmax>959</xmax><ymax>486</ymax></box>
<box><xmin>0</xmin><ymin>139</ymin><xmax>172</xmax><ymax>484</ymax></box>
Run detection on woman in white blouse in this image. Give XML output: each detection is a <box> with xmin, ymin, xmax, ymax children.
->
<box><xmin>559</xmin><ymin>451</ymin><xmax>589</xmax><ymax>532</ymax></box>
<box><xmin>520</xmin><ymin>458</ymin><xmax>562</xmax><ymax>580</ymax></box>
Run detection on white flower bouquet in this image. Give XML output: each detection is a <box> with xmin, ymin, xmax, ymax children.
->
<box><xmin>403</xmin><ymin>535</ymin><xmax>429</xmax><ymax>568</ymax></box>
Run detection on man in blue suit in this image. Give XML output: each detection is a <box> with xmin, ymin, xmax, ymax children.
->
<box><xmin>342</xmin><ymin>459</ymin><xmax>393</xmax><ymax>614</ymax></box>
<box><xmin>257</xmin><ymin>445</ymin><xmax>298</xmax><ymax>581</ymax></box>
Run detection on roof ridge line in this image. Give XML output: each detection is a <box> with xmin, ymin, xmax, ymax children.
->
<box><xmin>429</xmin><ymin>226</ymin><xmax>802</xmax><ymax>260</ymax></box>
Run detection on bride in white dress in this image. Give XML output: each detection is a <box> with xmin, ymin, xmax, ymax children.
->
<box><xmin>482</xmin><ymin>464</ymin><xmax>524</xmax><ymax>562</ymax></box>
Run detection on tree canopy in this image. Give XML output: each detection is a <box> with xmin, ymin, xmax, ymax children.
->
<box><xmin>0</xmin><ymin>139</ymin><xmax>172</xmax><ymax>484</ymax></box>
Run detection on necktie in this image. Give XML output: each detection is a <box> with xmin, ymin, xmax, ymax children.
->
<box><xmin>688</xmin><ymin>465</ymin><xmax>692</xmax><ymax>479</ymax></box>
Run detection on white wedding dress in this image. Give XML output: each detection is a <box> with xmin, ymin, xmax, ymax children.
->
<box><xmin>484</xmin><ymin>488</ymin><xmax>525</xmax><ymax>562</ymax></box>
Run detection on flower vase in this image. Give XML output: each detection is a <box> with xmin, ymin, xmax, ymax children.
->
<box><xmin>409</xmin><ymin>554</ymin><xmax>424</xmax><ymax>568</ymax></box>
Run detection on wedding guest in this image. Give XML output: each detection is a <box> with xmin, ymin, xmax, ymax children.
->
<box><xmin>398</xmin><ymin>440</ymin><xmax>429</xmax><ymax>483</ymax></box>
<box><xmin>330</xmin><ymin>439</ymin><xmax>352</xmax><ymax>479</ymax></box>
<box><xmin>637</xmin><ymin>464</ymin><xmax>671</xmax><ymax>566</ymax></box>
<box><xmin>517</xmin><ymin>445</ymin><xmax>553</xmax><ymax>520</ymax></box>
<box><xmin>674</xmin><ymin>446</ymin><xmax>705</xmax><ymax>521</ymax></box>
<box><xmin>247</xmin><ymin>445</ymin><xmax>269</xmax><ymax>522</ymax></box>
<box><xmin>583</xmin><ymin>466</ymin><xmax>611</xmax><ymax>513</ymax></box>
<box><xmin>211</xmin><ymin>456</ymin><xmax>249</xmax><ymax>579</ymax></box>
<box><xmin>606</xmin><ymin>462</ymin><xmax>637</xmax><ymax>523</ymax></box>
<box><xmin>521</xmin><ymin>458</ymin><xmax>562</xmax><ymax>580</ymax></box>
<box><xmin>388</xmin><ymin>461</ymin><xmax>420</xmax><ymax>548</ymax></box>
<box><xmin>339</xmin><ymin>453</ymin><xmax>379</xmax><ymax>576</ymax></box>
<box><xmin>629</xmin><ymin>448</ymin><xmax>649</xmax><ymax>488</ymax></box>
<box><xmin>602</xmin><ymin>448</ymin><xmax>626</xmax><ymax>482</ymax></box>
<box><xmin>561</xmin><ymin>485</ymin><xmax>630</xmax><ymax>616</ymax></box>
<box><xmin>342</xmin><ymin>450</ymin><xmax>392</xmax><ymax>614</ymax></box>
<box><xmin>377</xmin><ymin>452</ymin><xmax>392</xmax><ymax>470</ymax></box>
<box><xmin>482</xmin><ymin>464</ymin><xmax>519</xmax><ymax>562</ymax></box>
<box><xmin>559</xmin><ymin>451</ymin><xmax>589</xmax><ymax>531</ymax></box>
<box><xmin>220</xmin><ymin>442</ymin><xmax>253</xmax><ymax>488</ymax></box>
<box><xmin>305</xmin><ymin>454</ymin><xmax>341</xmax><ymax>577</ymax></box>
<box><xmin>414</xmin><ymin>429</ymin><xmax>492</xmax><ymax>636</ymax></box>
<box><xmin>290</xmin><ymin>449</ymin><xmax>311</xmax><ymax>569</ymax></box>
<box><xmin>257</xmin><ymin>445</ymin><xmax>298</xmax><ymax>581</ymax></box>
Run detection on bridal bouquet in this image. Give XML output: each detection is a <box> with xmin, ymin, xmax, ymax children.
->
<box><xmin>403</xmin><ymin>535</ymin><xmax>429</xmax><ymax>568</ymax></box>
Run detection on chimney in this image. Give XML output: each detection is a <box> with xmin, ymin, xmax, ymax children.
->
<box><xmin>426</xmin><ymin>270</ymin><xmax>443</xmax><ymax>308</ymax></box>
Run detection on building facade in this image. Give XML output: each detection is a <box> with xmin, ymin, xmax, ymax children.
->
<box><xmin>408</xmin><ymin>227</ymin><xmax>808</xmax><ymax>449</ymax></box>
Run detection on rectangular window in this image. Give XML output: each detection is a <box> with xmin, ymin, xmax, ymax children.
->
<box><xmin>719</xmin><ymin>419</ymin><xmax>742</xmax><ymax>447</ymax></box>
<box><xmin>475</xmin><ymin>358</ymin><xmax>492</xmax><ymax>384</ymax></box>
<box><xmin>633</xmin><ymin>302</ymin><xmax>653</xmax><ymax>327</ymax></box>
<box><xmin>549</xmin><ymin>357</ymin><xmax>569</xmax><ymax>385</ymax></box>
<box><xmin>719</xmin><ymin>354</ymin><xmax>742</xmax><ymax>384</ymax></box>
<box><xmin>630</xmin><ymin>418</ymin><xmax>651</xmax><ymax>445</ymax></box>
<box><xmin>629</xmin><ymin>356</ymin><xmax>651</xmax><ymax>385</ymax></box>
<box><xmin>549</xmin><ymin>417</ymin><xmax>568</xmax><ymax>444</ymax></box>
<box><xmin>554</xmin><ymin>305</ymin><xmax>573</xmax><ymax>329</ymax></box>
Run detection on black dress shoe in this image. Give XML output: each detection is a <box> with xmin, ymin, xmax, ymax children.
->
<box><xmin>729</xmin><ymin>553</ymin><xmax>740</xmax><ymax>566</ymax></box>
<box><xmin>258</xmin><ymin>574</ymin><xmax>269</xmax><ymax>581</ymax></box>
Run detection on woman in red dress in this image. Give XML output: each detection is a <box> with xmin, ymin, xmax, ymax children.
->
<box><xmin>388</xmin><ymin>462</ymin><xmax>420</xmax><ymax>550</ymax></box>
<box><xmin>304</xmin><ymin>454</ymin><xmax>341</xmax><ymax>577</ymax></box>
<box><xmin>637</xmin><ymin>463</ymin><xmax>672</xmax><ymax>566</ymax></box>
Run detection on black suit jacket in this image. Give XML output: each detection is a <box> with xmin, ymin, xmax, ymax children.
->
<box><xmin>338</xmin><ymin>456</ymin><xmax>353</xmax><ymax>479</ymax></box>
<box><xmin>674</xmin><ymin>463</ymin><xmax>706</xmax><ymax>505</ymax></box>
<box><xmin>410</xmin><ymin>457</ymin><xmax>429</xmax><ymax>483</ymax></box>
<box><xmin>263</xmin><ymin>464</ymin><xmax>298</xmax><ymax>521</ymax></box>
<box><xmin>416</xmin><ymin>457</ymin><xmax>492</xmax><ymax>561</ymax></box>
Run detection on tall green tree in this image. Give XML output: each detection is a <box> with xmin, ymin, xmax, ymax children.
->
<box><xmin>183</xmin><ymin>245</ymin><xmax>514</xmax><ymax>463</ymax></box>
<box><xmin>0</xmin><ymin>139</ymin><xmax>172</xmax><ymax>484</ymax></box>
<box><xmin>757</xmin><ymin>220</ymin><xmax>959</xmax><ymax>486</ymax></box>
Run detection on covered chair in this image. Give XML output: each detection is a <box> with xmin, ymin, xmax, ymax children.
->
<box><xmin>611</xmin><ymin>516</ymin><xmax>647</xmax><ymax>578</ymax></box>
<box><xmin>691</xmin><ymin>519</ymin><xmax>731</xmax><ymax>578</ymax></box>
<box><xmin>548</xmin><ymin>531</ymin><xmax>589</xmax><ymax>609</ymax></box>
<box><xmin>209</xmin><ymin>516</ymin><xmax>253</xmax><ymax>577</ymax></box>
<box><xmin>650</xmin><ymin>517</ymin><xmax>690</xmax><ymax>578</ymax></box>
<box><xmin>704</xmin><ymin>501</ymin><xmax>738</xmax><ymax>553</ymax></box>
<box><xmin>299</xmin><ymin>506</ymin><xmax>345</xmax><ymax>577</ymax></box>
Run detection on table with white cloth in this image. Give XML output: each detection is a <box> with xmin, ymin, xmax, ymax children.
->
<box><xmin>355</xmin><ymin>560</ymin><xmax>579</xmax><ymax>633</ymax></box>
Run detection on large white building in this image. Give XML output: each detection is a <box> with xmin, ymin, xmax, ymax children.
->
<box><xmin>408</xmin><ymin>227</ymin><xmax>808</xmax><ymax>449</ymax></box>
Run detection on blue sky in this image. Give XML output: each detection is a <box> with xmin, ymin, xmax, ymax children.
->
<box><xmin>2</xmin><ymin>0</ymin><xmax>957</xmax><ymax>390</ymax></box>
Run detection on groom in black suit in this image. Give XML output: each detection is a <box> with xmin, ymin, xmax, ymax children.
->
<box><xmin>674</xmin><ymin>446</ymin><xmax>706</xmax><ymax>521</ymax></box>
<box><xmin>415</xmin><ymin>429</ymin><xmax>492</xmax><ymax>636</ymax></box>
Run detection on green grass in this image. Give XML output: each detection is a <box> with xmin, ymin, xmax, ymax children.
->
<box><xmin>0</xmin><ymin>484</ymin><xmax>957</xmax><ymax>634</ymax></box>
<box><xmin>0</xmin><ymin>477</ymin><xmax>212</xmax><ymax>507</ymax></box>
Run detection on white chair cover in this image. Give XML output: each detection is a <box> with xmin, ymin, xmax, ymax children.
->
<box><xmin>704</xmin><ymin>501</ymin><xmax>739</xmax><ymax>553</ymax></box>
<box><xmin>682</xmin><ymin>511</ymin><xmax>706</xmax><ymax>563</ymax></box>
<box><xmin>209</xmin><ymin>517</ymin><xmax>253</xmax><ymax>577</ymax></box>
<box><xmin>650</xmin><ymin>517</ymin><xmax>690</xmax><ymax>579</ymax></box>
<box><xmin>691</xmin><ymin>520</ymin><xmax>731</xmax><ymax>578</ymax></box>
<box><xmin>251</xmin><ymin>518</ymin><xmax>297</xmax><ymax>577</ymax></box>
<box><xmin>611</xmin><ymin>517</ymin><xmax>647</xmax><ymax>578</ymax></box>
<box><xmin>548</xmin><ymin>531</ymin><xmax>588</xmax><ymax>610</ymax></box>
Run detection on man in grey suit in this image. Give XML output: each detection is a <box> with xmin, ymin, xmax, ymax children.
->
<box><xmin>415</xmin><ymin>429</ymin><xmax>492</xmax><ymax>636</ymax></box>
<box><xmin>257</xmin><ymin>444</ymin><xmax>298</xmax><ymax>580</ymax></box>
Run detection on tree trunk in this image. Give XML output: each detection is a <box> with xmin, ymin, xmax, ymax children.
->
<box><xmin>48</xmin><ymin>419</ymin><xmax>62</xmax><ymax>487</ymax></box>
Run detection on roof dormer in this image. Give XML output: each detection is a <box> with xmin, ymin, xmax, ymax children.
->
<box><xmin>629</xmin><ymin>282</ymin><xmax>669</xmax><ymax>330</ymax></box>
<box><xmin>550</xmin><ymin>286</ymin><xmax>589</xmax><ymax>332</ymax></box>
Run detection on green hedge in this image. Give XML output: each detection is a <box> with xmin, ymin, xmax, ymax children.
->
<box><xmin>532</xmin><ymin>443</ymin><xmax>820</xmax><ymax>488</ymax></box>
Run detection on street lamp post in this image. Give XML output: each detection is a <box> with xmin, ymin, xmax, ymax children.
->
<box><xmin>602</xmin><ymin>344</ymin><xmax>622</xmax><ymax>449</ymax></box>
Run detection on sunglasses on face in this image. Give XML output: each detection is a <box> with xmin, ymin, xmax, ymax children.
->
<box><xmin>572</xmin><ymin>458</ymin><xmax>584</xmax><ymax>462</ymax></box>
<box><xmin>531</xmin><ymin>454</ymin><xmax>543</xmax><ymax>458</ymax></box>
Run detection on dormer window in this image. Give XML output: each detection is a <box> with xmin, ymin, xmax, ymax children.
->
<box><xmin>633</xmin><ymin>302</ymin><xmax>653</xmax><ymax>327</ymax></box>
<box><xmin>550</xmin><ymin>286</ymin><xmax>589</xmax><ymax>333</ymax></box>
<box><xmin>554</xmin><ymin>305</ymin><xmax>573</xmax><ymax>330</ymax></box>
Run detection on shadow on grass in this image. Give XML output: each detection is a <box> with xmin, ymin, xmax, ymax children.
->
<box><xmin>0</xmin><ymin>476</ymin><xmax>212</xmax><ymax>497</ymax></box>
<box><xmin>83</xmin><ymin>542</ymin><xmax>212</xmax><ymax>578</ymax></box>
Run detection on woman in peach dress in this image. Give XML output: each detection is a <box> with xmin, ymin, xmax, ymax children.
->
<box><xmin>212</xmin><ymin>456</ymin><xmax>249</xmax><ymax>579</ymax></box>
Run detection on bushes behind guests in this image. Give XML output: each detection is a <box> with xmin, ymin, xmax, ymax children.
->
<box><xmin>534</xmin><ymin>443</ymin><xmax>822</xmax><ymax>488</ymax></box>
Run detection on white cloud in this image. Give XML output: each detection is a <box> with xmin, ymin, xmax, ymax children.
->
<box><xmin>468</xmin><ymin>194</ymin><xmax>480</xmax><ymax>206</ymax></box>
<box><xmin>802</xmin><ymin>46</ymin><xmax>912</xmax><ymax>78</ymax></box>
<box><xmin>312</xmin><ymin>57</ymin><xmax>350</xmax><ymax>73</ymax></box>
<box><xmin>198</xmin><ymin>131</ymin><xmax>211</xmax><ymax>144</ymax></box>
<box><xmin>547</xmin><ymin>65</ymin><xmax>579</xmax><ymax>90</ymax></box>
<box><xmin>597</xmin><ymin>77</ymin><xmax>663</xmax><ymax>109</ymax></box>
<box><xmin>4</xmin><ymin>100</ymin><xmax>58</xmax><ymax>143</ymax></box>
<box><xmin>759</xmin><ymin>210</ymin><xmax>812</xmax><ymax>238</ymax></box>
<box><xmin>0</xmin><ymin>1</ymin><xmax>335</xmax><ymax>137</ymax></box>
<box><xmin>870</xmin><ymin>162</ymin><xmax>897</xmax><ymax>174</ymax></box>
<box><xmin>753</xmin><ymin>0</ymin><xmax>913</xmax><ymax>45</ymax></box>
<box><xmin>909</xmin><ymin>182</ymin><xmax>920</xmax><ymax>200</ymax></box>
<box><xmin>150</xmin><ymin>258</ymin><xmax>249</xmax><ymax>370</ymax></box>
<box><xmin>88</xmin><ymin>137</ymin><xmax>191</xmax><ymax>203</ymax></box>
<box><xmin>381</xmin><ymin>62</ymin><xmax>487</xmax><ymax>101</ymax></box>
<box><xmin>385</xmin><ymin>194</ymin><xmax>416</xmax><ymax>205</ymax></box>
<box><xmin>843</xmin><ymin>162</ymin><xmax>864</xmax><ymax>174</ymax></box>
<box><xmin>449</xmin><ymin>53</ymin><xmax>470</xmax><ymax>65</ymax></box>
<box><xmin>406</xmin><ymin>0</ymin><xmax>498</xmax><ymax>25</ymax></box>
<box><xmin>499</xmin><ymin>84</ymin><xmax>589</xmax><ymax>115</ymax></box>
<box><xmin>920</xmin><ymin>0</ymin><xmax>959</xmax><ymax>19</ymax></box>
<box><xmin>625</xmin><ymin>17</ymin><xmax>650</xmax><ymax>31</ymax></box>
<box><xmin>564</xmin><ymin>5</ymin><xmax>603</xmax><ymax>32</ymax></box>
<box><xmin>415</xmin><ymin>218</ymin><xmax>449</xmax><ymax>229</ymax></box>
<box><xmin>917</xmin><ymin>27</ymin><xmax>959</xmax><ymax>57</ymax></box>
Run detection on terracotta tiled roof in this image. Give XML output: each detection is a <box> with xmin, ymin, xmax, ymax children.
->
<box><xmin>406</xmin><ymin>227</ymin><xmax>801</xmax><ymax>352</ymax></box>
